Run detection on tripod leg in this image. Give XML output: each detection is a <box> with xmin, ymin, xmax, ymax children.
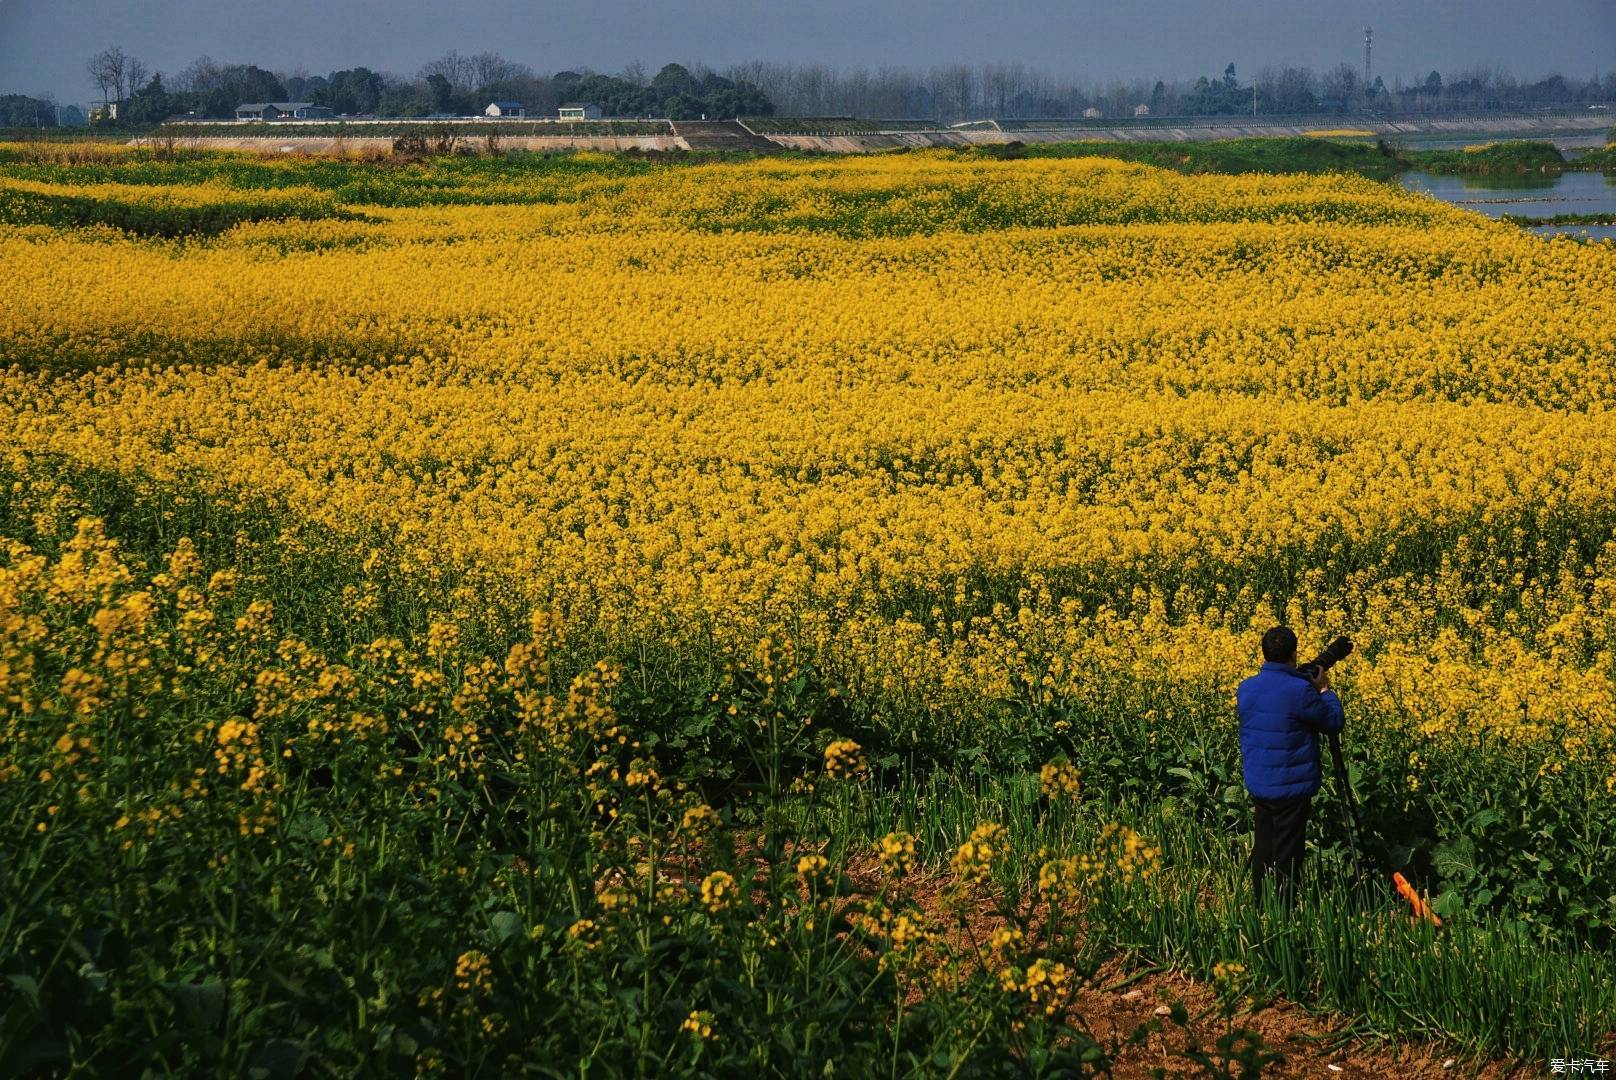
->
<box><xmin>1328</xmin><ymin>733</ymin><xmax>1370</xmax><ymax>881</ymax></box>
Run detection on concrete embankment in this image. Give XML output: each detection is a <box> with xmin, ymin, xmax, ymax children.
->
<box><xmin>762</xmin><ymin>131</ymin><xmax>982</xmax><ymax>152</ymax></box>
<box><xmin>771</xmin><ymin>114</ymin><xmax>1613</xmax><ymax>152</ymax></box>
<box><xmin>136</xmin><ymin>113</ymin><xmax>1610</xmax><ymax>155</ymax></box>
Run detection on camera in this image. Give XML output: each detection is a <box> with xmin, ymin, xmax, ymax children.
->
<box><xmin>1296</xmin><ymin>636</ymin><xmax>1354</xmax><ymax>680</ymax></box>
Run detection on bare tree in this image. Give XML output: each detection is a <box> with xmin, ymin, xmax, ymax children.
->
<box><xmin>983</xmin><ymin>63</ymin><xmax>1012</xmax><ymax>118</ymax></box>
<box><xmin>126</xmin><ymin>57</ymin><xmax>149</xmax><ymax>99</ymax></box>
<box><xmin>175</xmin><ymin>55</ymin><xmax>222</xmax><ymax>94</ymax></box>
<box><xmin>1321</xmin><ymin>62</ymin><xmax>1360</xmax><ymax>110</ymax></box>
<box><xmin>87</xmin><ymin>46</ymin><xmax>128</xmax><ymax>105</ymax></box>
<box><xmin>1257</xmin><ymin>65</ymin><xmax>1319</xmax><ymax>114</ymax></box>
<box><xmin>932</xmin><ymin>65</ymin><xmax>978</xmax><ymax>121</ymax></box>
<box><xmin>470</xmin><ymin>52</ymin><xmax>524</xmax><ymax>90</ymax></box>
<box><xmin>871</xmin><ymin>67</ymin><xmax>911</xmax><ymax>117</ymax></box>
<box><xmin>420</xmin><ymin>51</ymin><xmax>475</xmax><ymax>92</ymax></box>
<box><xmin>797</xmin><ymin>65</ymin><xmax>830</xmax><ymax>114</ymax></box>
<box><xmin>280</xmin><ymin>65</ymin><xmax>314</xmax><ymax>99</ymax></box>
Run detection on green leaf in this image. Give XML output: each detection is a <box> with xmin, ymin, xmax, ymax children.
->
<box><xmin>1464</xmin><ymin>808</ymin><xmax>1503</xmax><ymax>832</ymax></box>
<box><xmin>247</xmin><ymin>1039</ymin><xmax>308</xmax><ymax>1080</ymax></box>
<box><xmin>162</xmin><ymin>979</ymin><xmax>226</xmax><ymax>1031</ymax></box>
<box><xmin>1431</xmin><ymin>836</ymin><xmax>1476</xmax><ymax>883</ymax></box>
<box><xmin>490</xmin><ymin>910</ymin><xmax>523</xmax><ymax>944</ymax></box>
<box><xmin>5</xmin><ymin>974</ymin><xmax>40</xmax><ymax>1010</ymax></box>
<box><xmin>71</xmin><ymin>927</ymin><xmax>107</xmax><ymax>965</ymax></box>
<box><xmin>284</xmin><ymin>813</ymin><xmax>328</xmax><ymax>843</ymax></box>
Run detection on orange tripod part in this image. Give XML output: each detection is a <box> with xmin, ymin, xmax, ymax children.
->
<box><xmin>1393</xmin><ymin>872</ymin><xmax>1442</xmax><ymax>927</ymax></box>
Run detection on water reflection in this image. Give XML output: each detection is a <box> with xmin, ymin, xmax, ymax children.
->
<box><xmin>1398</xmin><ymin>171</ymin><xmax>1616</xmax><ymax>229</ymax></box>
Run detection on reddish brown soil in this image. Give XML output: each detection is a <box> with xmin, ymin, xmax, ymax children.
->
<box><xmin>659</xmin><ymin>841</ymin><xmax>1554</xmax><ymax>1077</ymax></box>
<box><xmin>1073</xmin><ymin>964</ymin><xmax>1522</xmax><ymax>1078</ymax></box>
<box><xmin>842</xmin><ymin>856</ymin><xmax>1535</xmax><ymax>1079</ymax></box>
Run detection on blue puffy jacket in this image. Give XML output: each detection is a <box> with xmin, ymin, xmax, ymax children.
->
<box><xmin>1237</xmin><ymin>662</ymin><xmax>1345</xmax><ymax>801</ymax></box>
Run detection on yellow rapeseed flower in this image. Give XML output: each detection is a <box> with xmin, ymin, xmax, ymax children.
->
<box><xmin>876</xmin><ymin>830</ymin><xmax>917</xmax><ymax>878</ymax></box>
<box><xmin>681</xmin><ymin>1009</ymin><xmax>717</xmax><ymax>1040</ymax></box>
<box><xmin>700</xmin><ymin>870</ymin><xmax>736</xmax><ymax>914</ymax></box>
<box><xmin>823</xmin><ymin>739</ymin><xmax>866</xmax><ymax>780</ymax></box>
<box><xmin>951</xmin><ymin>822</ymin><xmax>1009</xmax><ymax>886</ymax></box>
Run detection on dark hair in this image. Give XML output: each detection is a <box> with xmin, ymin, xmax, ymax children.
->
<box><xmin>1261</xmin><ymin>625</ymin><xmax>1298</xmax><ymax>662</ymax></box>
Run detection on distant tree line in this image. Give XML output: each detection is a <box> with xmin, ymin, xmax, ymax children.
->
<box><xmin>0</xmin><ymin>94</ymin><xmax>61</xmax><ymax>127</ymax></box>
<box><xmin>74</xmin><ymin>49</ymin><xmax>771</xmax><ymax>124</ymax></box>
<box><xmin>723</xmin><ymin>60</ymin><xmax>1616</xmax><ymax>120</ymax></box>
<box><xmin>9</xmin><ymin>48</ymin><xmax>1608</xmax><ymax>128</ymax></box>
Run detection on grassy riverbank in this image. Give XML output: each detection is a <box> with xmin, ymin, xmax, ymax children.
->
<box><xmin>995</xmin><ymin>136</ymin><xmax>1406</xmax><ymax>177</ymax></box>
<box><xmin>1570</xmin><ymin>143</ymin><xmax>1616</xmax><ymax>170</ymax></box>
<box><xmin>1407</xmin><ymin>140</ymin><xmax>1570</xmax><ymax>175</ymax></box>
<box><xmin>1003</xmin><ymin>136</ymin><xmax>1615</xmax><ymax>178</ymax></box>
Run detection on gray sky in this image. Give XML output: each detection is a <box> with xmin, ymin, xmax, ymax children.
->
<box><xmin>2</xmin><ymin>0</ymin><xmax>1612</xmax><ymax>104</ymax></box>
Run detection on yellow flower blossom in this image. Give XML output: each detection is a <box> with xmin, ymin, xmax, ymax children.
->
<box><xmin>951</xmin><ymin>822</ymin><xmax>1009</xmax><ymax>886</ymax></box>
<box><xmin>681</xmin><ymin>1009</ymin><xmax>717</xmax><ymax>1040</ymax></box>
<box><xmin>1040</xmin><ymin>758</ymin><xmax>1081</xmax><ymax>802</ymax></box>
<box><xmin>796</xmin><ymin>853</ymin><xmax>832</xmax><ymax>888</ymax></box>
<box><xmin>823</xmin><ymin>739</ymin><xmax>866</xmax><ymax>780</ymax></box>
<box><xmin>454</xmin><ymin>950</ymin><xmax>492</xmax><ymax>995</ymax></box>
<box><xmin>876</xmin><ymin>830</ymin><xmax>917</xmax><ymax>879</ymax></box>
<box><xmin>700</xmin><ymin>870</ymin><xmax>736</xmax><ymax>914</ymax></box>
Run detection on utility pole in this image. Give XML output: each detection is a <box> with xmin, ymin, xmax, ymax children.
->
<box><xmin>1364</xmin><ymin>26</ymin><xmax>1373</xmax><ymax>94</ymax></box>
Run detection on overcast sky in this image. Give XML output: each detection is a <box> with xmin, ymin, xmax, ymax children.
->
<box><xmin>2</xmin><ymin>0</ymin><xmax>1611</xmax><ymax>104</ymax></box>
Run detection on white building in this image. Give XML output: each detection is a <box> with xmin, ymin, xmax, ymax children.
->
<box><xmin>558</xmin><ymin>102</ymin><xmax>603</xmax><ymax>121</ymax></box>
<box><xmin>484</xmin><ymin>101</ymin><xmax>526</xmax><ymax>118</ymax></box>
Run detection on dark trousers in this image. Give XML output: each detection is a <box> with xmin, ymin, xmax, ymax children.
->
<box><xmin>1251</xmin><ymin>795</ymin><xmax>1312</xmax><ymax>900</ymax></box>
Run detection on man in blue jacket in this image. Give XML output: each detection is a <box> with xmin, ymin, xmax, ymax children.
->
<box><xmin>1237</xmin><ymin>626</ymin><xmax>1345</xmax><ymax>898</ymax></box>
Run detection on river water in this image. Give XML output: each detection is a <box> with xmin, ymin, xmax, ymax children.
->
<box><xmin>1398</xmin><ymin>168</ymin><xmax>1616</xmax><ymax>242</ymax></box>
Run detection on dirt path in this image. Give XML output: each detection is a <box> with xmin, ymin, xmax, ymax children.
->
<box><xmin>857</xmin><ymin>861</ymin><xmax>1537</xmax><ymax>1078</ymax></box>
<box><xmin>1073</xmin><ymin>964</ymin><xmax>1521</xmax><ymax>1078</ymax></box>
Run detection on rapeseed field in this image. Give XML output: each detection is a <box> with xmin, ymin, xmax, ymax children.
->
<box><xmin>2</xmin><ymin>143</ymin><xmax>1613</xmax><ymax>1074</ymax></box>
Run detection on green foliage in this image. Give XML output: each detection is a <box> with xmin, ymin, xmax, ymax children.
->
<box><xmin>1568</xmin><ymin>143</ymin><xmax>1616</xmax><ymax>171</ymax></box>
<box><xmin>1406</xmin><ymin>141</ymin><xmax>1567</xmax><ymax>175</ymax></box>
<box><xmin>4</xmin><ymin>145</ymin><xmax>1614</xmax><ymax>1075</ymax></box>
<box><xmin>1</xmin><ymin>449</ymin><xmax>1611</xmax><ymax>1072</ymax></box>
<box><xmin>1005</xmin><ymin>137</ymin><xmax>1404</xmax><ymax>178</ymax></box>
<box><xmin>0</xmin><ymin>183</ymin><xmax>356</xmax><ymax>238</ymax></box>
<box><xmin>672</xmin><ymin>162</ymin><xmax>1438</xmax><ymax>237</ymax></box>
<box><xmin>1500</xmin><ymin>211</ymin><xmax>1616</xmax><ymax>226</ymax></box>
<box><xmin>0</xmin><ymin>96</ymin><xmax>57</xmax><ymax>129</ymax></box>
<box><xmin>0</xmin><ymin>146</ymin><xmax>678</xmax><ymax>212</ymax></box>
<box><xmin>0</xmin><ymin>501</ymin><xmax>1131</xmax><ymax>1075</ymax></box>
<box><xmin>122</xmin><ymin>74</ymin><xmax>177</xmax><ymax>126</ymax></box>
